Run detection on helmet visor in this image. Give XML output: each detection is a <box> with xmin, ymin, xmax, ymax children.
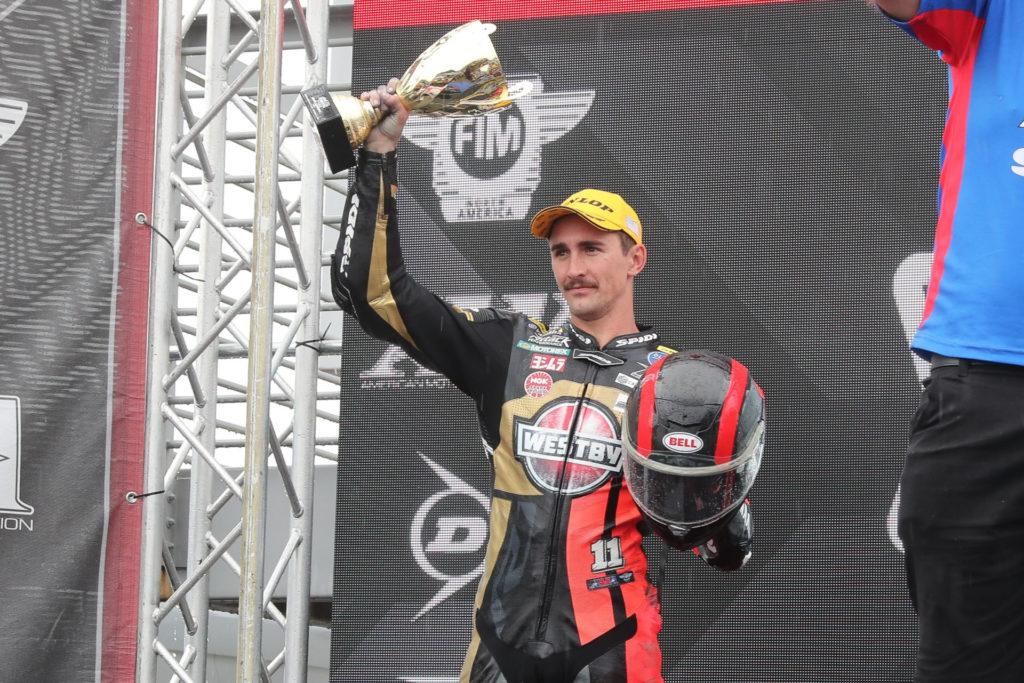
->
<box><xmin>623</xmin><ymin>420</ymin><xmax>763</xmax><ymax>530</ymax></box>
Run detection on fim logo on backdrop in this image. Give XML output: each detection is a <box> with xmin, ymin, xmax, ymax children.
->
<box><xmin>1</xmin><ymin>395</ymin><xmax>34</xmax><ymax>531</ymax></box>
<box><xmin>403</xmin><ymin>74</ymin><xmax>595</xmax><ymax>223</ymax></box>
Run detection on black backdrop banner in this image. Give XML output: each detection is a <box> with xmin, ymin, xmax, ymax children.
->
<box><xmin>0</xmin><ymin>0</ymin><xmax>155</xmax><ymax>681</ymax></box>
<box><xmin>332</xmin><ymin>1</ymin><xmax>943</xmax><ymax>680</ymax></box>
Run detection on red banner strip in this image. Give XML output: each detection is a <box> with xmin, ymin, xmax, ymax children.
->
<box><xmin>354</xmin><ymin>0</ymin><xmax>826</xmax><ymax>29</ymax></box>
<box><xmin>101</xmin><ymin>0</ymin><xmax>159</xmax><ymax>679</ymax></box>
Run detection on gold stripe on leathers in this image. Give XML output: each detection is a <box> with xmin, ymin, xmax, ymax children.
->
<box><xmin>366</xmin><ymin>173</ymin><xmax>419</xmax><ymax>350</ymax></box>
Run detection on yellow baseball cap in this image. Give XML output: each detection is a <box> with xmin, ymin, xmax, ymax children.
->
<box><xmin>530</xmin><ymin>189</ymin><xmax>643</xmax><ymax>245</ymax></box>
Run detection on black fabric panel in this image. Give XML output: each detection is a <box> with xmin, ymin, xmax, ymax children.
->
<box><xmin>0</xmin><ymin>1</ymin><xmax>126</xmax><ymax>681</ymax></box>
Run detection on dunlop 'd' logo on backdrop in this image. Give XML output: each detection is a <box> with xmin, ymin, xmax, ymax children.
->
<box><xmin>0</xmin><ymin>396</ymin><xmax>34</xmax><ymax>530</ymax></box>
<box><xmin>409</xmin><ymin>453</ymin><xmax>489</xmax><ymax>620</ymax></box>
<box><xmin>403</xmin><ymin>74</ymin><xmax>594</xmax><ymax>222</ymax></box>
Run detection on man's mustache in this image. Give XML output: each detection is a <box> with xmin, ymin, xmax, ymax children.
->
<box><xmin>562</xmin><ymin>278</ymin><xmax>597</xmax><ymax>290</ymax></box>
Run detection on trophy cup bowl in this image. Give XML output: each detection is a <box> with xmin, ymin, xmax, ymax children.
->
<box><xmin>301</xmin><ymin>20</ymin><xmax>531</xmax><ymax>173</ymax></box>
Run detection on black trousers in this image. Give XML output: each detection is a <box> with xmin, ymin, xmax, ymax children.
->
<box><xmin>899</xmin><ymin>357</ymin><xmax>1024</xmax><ymax>682</ymax></box>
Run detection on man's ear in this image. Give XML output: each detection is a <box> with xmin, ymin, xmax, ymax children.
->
<box><xmin>628</xmin><ymin>243</ymin><xmax>647</xmax><ymax>277</ymax></box>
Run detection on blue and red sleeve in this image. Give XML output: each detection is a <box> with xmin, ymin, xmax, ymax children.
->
<box><xmin>882</xmin><ymin>0</ymin><xmax>988</xmax><ymax>65</ymax></box>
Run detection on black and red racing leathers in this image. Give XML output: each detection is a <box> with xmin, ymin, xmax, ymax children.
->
<box><xmin>332</xmin><ymin>150</ymin><xmax>675</xmax><ymax>683</ymax></box>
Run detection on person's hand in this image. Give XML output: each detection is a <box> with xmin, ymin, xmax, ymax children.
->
<box><xmin>361</xmin><ymin>77</ymin><xmax>409</xmax><ymax>154</ymax></box>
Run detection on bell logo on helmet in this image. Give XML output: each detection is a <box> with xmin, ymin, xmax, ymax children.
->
<box><xmin>664</xmin><ymin>432</ymin><xmax>703</xmax><ymax>454</ymax></box>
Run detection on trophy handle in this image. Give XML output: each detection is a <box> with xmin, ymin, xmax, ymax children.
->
<box><xmin>332</xmin><ymin>94</ymin><xmax>385</xmax><ymax>149</ymax></box>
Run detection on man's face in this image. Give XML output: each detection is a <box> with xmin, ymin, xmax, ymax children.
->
<box><xmin>548</xmin><ymin>215</ymin><xmax>645</xmax><ymax>323</ymax></box>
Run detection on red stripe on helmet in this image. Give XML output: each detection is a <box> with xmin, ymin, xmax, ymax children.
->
<box><xmin>714</xmin><ymin>359</ymin><xmax>749</xmax><ymax>465</ymax></box>
<box><xmin>636</xmin><ymin>355</ymin><xmax>669</xmax><ymax>457</ymax></box>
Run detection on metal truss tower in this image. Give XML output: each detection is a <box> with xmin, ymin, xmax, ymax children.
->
<box><xmin>138</xmin><ymin>1</ymin><xmax>351</xmax><ymax>680</ymax></box>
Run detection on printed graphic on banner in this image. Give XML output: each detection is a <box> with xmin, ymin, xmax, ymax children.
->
<box><xmin>410</xmin><ymin>453</ymin><xmax>489</xmax><ymax>620</ymax></box>
<box><xmin>360</xmin><ymin>291</ymin><xmax>570</xmax><ymax>390</ymax></box>
<box><xmin>403</xmin><ymin>74</ymin><xmax>594</xmax><ymax>223</ymax></box>
<box><xmin>0</xmin><ymin>97</ymin><xmax>27</xmax><ymax>147</ymax></box>
<box><xmin>0</xmin><ymin>0</ymin><xmax>29</xmax><ymax>23</ymax></box>
<box><xmin>0</xmin><ymin>396</ymin><xmax>33</xmax><ymax>520</ymax></box>
<box><xmin>0</xmin><ymin>0</ymin><xmax>136</xmax><ymax>679</ymax></box>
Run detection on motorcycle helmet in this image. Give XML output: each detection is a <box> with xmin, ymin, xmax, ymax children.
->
<box><xmin>622</xmin><ymin>350</ymin><xmax>764</xmax><ymax>549</ymax></box>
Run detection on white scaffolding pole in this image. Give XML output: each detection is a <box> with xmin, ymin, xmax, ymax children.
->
<box><xmin>182</xmin><ymin>0</ymin><xmax>231</xmax><ymax>680</ymax></box>
<box><xmin>139</xmin><ymin>1</ymin><xmax>349</xmax><ymax>681</ymax></box>
<box><xmin>237</xmin><ymin>0</ymin><xmax>285</xmax><ymax>677</ymax></box>
<box><xmin>283</xmin><ymin>0</ymin><xmax>329</xmax><ymax>677</ymax></box>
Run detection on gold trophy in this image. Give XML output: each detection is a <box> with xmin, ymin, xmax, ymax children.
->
<box><xmin>301</xmin><ymin>20</ymin><xmax>531</xmax><ymax>172</ymax></box>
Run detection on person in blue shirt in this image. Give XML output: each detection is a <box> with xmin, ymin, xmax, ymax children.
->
<box><xmin>874</xmin><ymin>1</ymin><xmax>1024</xmax><ymax>680</ymax></box>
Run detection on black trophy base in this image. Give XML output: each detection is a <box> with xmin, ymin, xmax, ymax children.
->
<box><xmin>301</xmin><ymin>84</ymin><xmax>357</xmax><ymax>173</ymax></box>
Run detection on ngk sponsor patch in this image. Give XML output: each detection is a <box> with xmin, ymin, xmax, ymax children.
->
<box><xmin>524</xmin><ymin>371</ymin><xmax>553</xmax><ymax>398</ymax></box>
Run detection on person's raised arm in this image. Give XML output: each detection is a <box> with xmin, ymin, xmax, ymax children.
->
<box><xmin>872</xmin><ymin>0</ymin><xmax>921</xmax><ymax>22</ymax></box>
<box><xmin>331</xmin><ymin>78</ymin><xmax>515</xmax><ymax>398</ymax></box>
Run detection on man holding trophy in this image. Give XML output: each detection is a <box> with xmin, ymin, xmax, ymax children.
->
<box><xmin>323</xmin><ymin>21</ymin><xmax>764</xmax><ymax>683</ymax></box>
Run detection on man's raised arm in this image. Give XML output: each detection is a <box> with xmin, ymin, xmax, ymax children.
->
<box><xmin>872</xmin><ymin>0</ymin><xmax>920</xmax><ymax>22</ymax></box>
